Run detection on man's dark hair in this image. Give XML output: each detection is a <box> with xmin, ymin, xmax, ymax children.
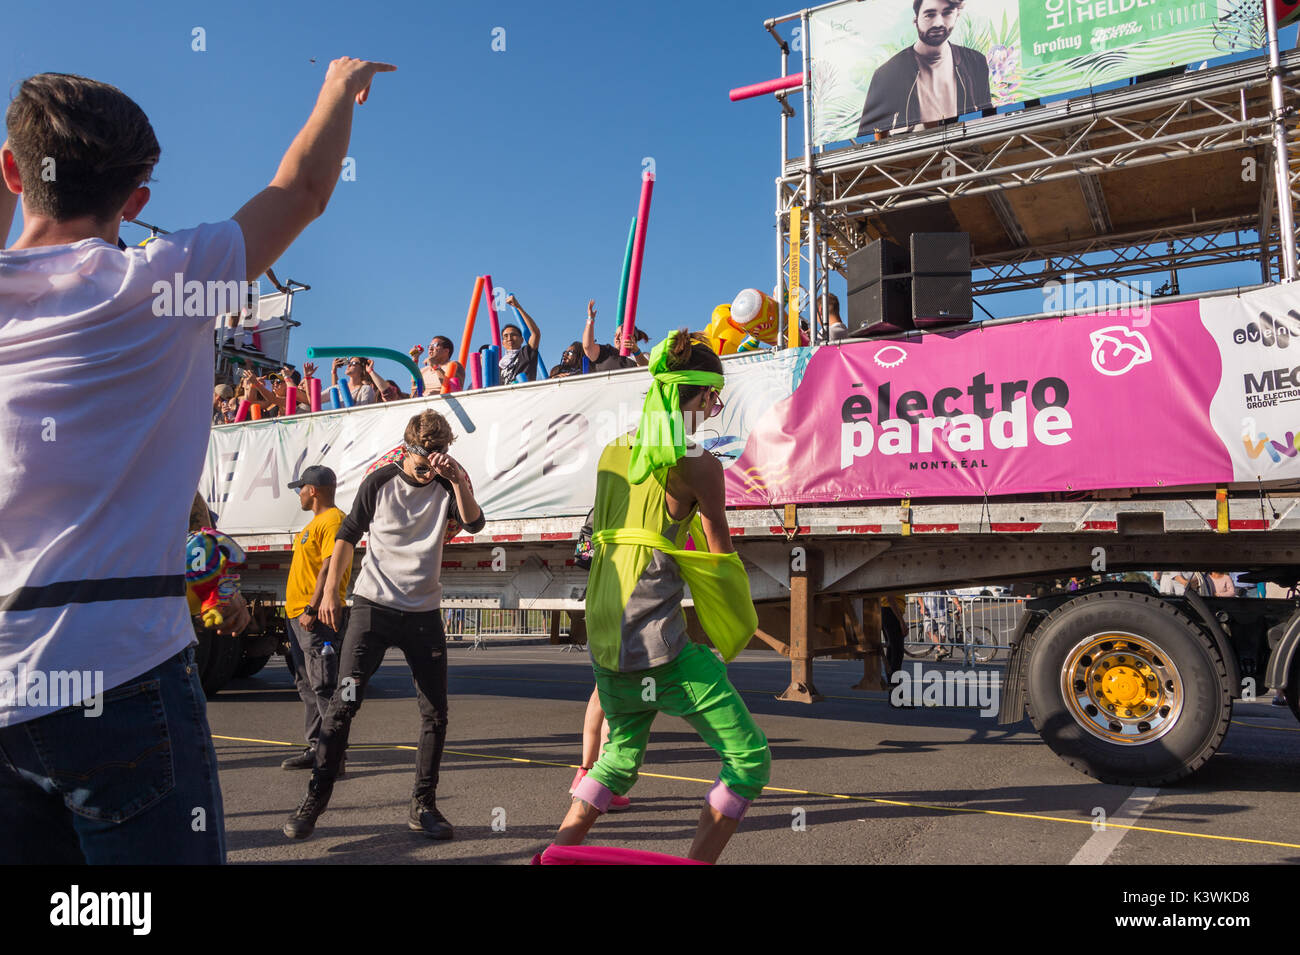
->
<box><xmin>501</xmin><ymin>323</ymin><xmax>522</xmax><ymax>339</ymax></box>
<box><xmin>5</xmin><ymin>73</ymin><xmax>160</xmax><ymax>223</ymax></box>
<box><xmin>431</xmin><ymin>335</ymin><xmax>453</xmax><ymax>352</ymax></box>
<box><xmin>914</xmin><ymin>0</ymin><xmax>958</xmax><ymax>15</ymax></box>
<box><xmin>285</xmin><ymin>370</ymin><xmax>302</xmax><ymax>386</ymax></box>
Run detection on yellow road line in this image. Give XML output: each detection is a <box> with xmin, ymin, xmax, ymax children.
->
<box><xmin>211</xmin><ymin>733</ymin><xmax>1300</xmax><ymax>851</ymax></box>
<box><xmin>1230</xmin><ymin>719</ymin><xmax>1300</xmax><ymax>733</ymax></box>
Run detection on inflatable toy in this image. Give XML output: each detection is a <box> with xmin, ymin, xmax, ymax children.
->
<box><xmin>531</xmin><ymin>844</ymin><xmax>708</xmax><ymax>865</ymax></box>
<box><xmin>305</xmin><ymin>346</ymin><xmax>424</xmax><ymax>397</ymax></box>
<box><xmin>186</xmin><ymin>528</ymin><xmax>247</xmax><ymax>629</ymax></box>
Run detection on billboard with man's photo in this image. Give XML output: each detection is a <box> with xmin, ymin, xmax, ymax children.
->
<box><xmin>809</xmin><ymin>0</ymin><xmax>1267</xmax><ymax>145</ymax></box>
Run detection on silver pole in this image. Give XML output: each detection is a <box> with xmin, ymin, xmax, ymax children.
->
<box><xmin>1265</xmin><ymin>0</ymin><xmax>1297</xmax><ymax>282</ymax></box>
<box><xmin>818</xmin><ymin>232</ymin><xmax>830</xmax><ymax>343</ymax></box>
<box><xmin>801</xmin><ymin>8</ymin><xmax>817</xmax><ymax>347</ymax></box>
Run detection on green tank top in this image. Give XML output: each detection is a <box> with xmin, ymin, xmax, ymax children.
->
<box><xmin>585</xmin><ymin>434</ymin><xmax>695</xmax><ymax>672</ymax></box>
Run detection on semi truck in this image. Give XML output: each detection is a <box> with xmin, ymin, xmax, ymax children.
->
<box><xmin>198</xmin><ymin>32</ymin><xmax>1300</xmax><ymax>787</ymax></box>
<box><xmin>200</xmin><ymin>282</ymin><xmax>1300</xmax><ymax>787</ymax></box>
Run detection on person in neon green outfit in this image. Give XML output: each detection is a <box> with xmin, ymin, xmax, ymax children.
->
<box><xmin>554</xmin><ymin>329</ymin><xmax>771</xmax><ymax>863</ymax></box>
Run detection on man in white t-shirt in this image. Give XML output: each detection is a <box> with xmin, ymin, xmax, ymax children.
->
<box><xmin>0</xmin><ymin>58</ymin><xmax>394</xmax><ymax>864</ymax></box>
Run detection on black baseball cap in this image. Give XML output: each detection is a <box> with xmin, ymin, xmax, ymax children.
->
<box><xmin>288</xmin><ymin>466</ymin><xmax>337</xmax><ymax>490</ymax></box>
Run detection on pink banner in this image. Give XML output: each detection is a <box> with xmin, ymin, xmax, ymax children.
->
<box><xmin>726</xmin><ymin>297</ymin><xmax>1237</xmax><ymax>504</ymax></box>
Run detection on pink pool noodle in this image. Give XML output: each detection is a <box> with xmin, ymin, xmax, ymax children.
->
<box><xmin>621</xmin><ymin>171</ymin><xmax>655</xmax><ymax>356</ymax></box>
<box><xmin>446</xmin><ymin>377</ymin><xmax>462</xmax><ymax>392</ymax></box>
<box><xmin>483</xmin><ymin>274</ymin><xmax>501</xmax><ymax>348</ymax></box>
<box><xmin>285</xmin><ymin>385</ymin><xmax>297</xmax><ymax>415</ymax></box>
<box><xmin>308</xmin><ymin>378</ymin><xmax>322</xmax><ymax>412</ymax></box>
<box><xmin>532</xmin><ymin>844</ymin><xmax>708</xmax><ymax>866</ymax></box>
<box><xmin>469</xmin><ymin>352</ymin><xmax>483</xmax><ymax>390</ymax></box>
<box><xmin>233</xmin><ymin>399</ymin><xmax>250</xmax><ymax>423</ymax></box>
<box><xmin>729</xmin><ymin>73</ymin><xmax>803</xmax><ymax>102</ymax></box>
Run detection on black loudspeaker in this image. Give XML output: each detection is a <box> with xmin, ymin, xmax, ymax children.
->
<box><xmin>846</xmin><ymin>239</ymin><xmax>911</xmax><ymax>335</ymax></box>
<box><xmin>910</xmin><ymin>232</ymin><xmax>972</xmax><ymax>327</ymax></box>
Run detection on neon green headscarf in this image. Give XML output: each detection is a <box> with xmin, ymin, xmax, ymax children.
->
<box><xmin>627</xmin><ymin>331</ymin><xmax>725</xmax><ymax>485</ymax></box>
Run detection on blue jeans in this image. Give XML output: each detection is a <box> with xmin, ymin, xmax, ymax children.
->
<box><xmin>0</xmin><ymin>646</ymin><xmax>226</xmax><ymax>864</ymax></box>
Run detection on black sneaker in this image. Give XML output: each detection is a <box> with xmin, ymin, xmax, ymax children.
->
<box><xmin>408</xmin><ymin>797</ymin><xmax>454</xmax><ymax>840</ymax></box>
<box><xmin>283</xmin><ymin>777</ymin><xmax>334</xmax><ymax>840</ymax></box>
<box><xmin>281</xmin><ymin>748</ymin><xmax>316</xmax><ymax>770</ymax></box>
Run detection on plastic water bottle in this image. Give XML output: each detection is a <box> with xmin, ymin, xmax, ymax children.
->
<box><xmin>321</xmin><ymin>641</ymin><xmax>335</xmax><ymax>660</ymax></box>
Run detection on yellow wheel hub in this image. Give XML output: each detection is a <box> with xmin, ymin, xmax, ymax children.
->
<box><xmin>1063</xmin><ymin>634</ymin><xmax>1183</xmax><ymax>744</ymax></box>
<box><xmin>1099</xmin><ymin>663</ymin><xmax>1155</xmax><ymax>712</ymax></box>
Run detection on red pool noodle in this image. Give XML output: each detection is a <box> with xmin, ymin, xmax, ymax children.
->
<box><xmin>483</xmin><ymin>274</ymin><xmax>501</xmax><ymax>348</ymax></box>
<box><xmin>459</xmin><ymin>276</ymin><xmax>485</xmax><ymax>370</ymax></box>
<box><xmin>621</xmin><ymin>172</ymin><xmax>655</xmax><ymax>356</ymax></box>
<box><xmin>729</xmin><ymin>73</ymin><xmax>803</xmax><ymax>102</ymax></box>
<box><xmin>532</xmin><ymin>844</ymin><xmax>709</xmax><ymax>866</ymax></box>
<box><xmin>285</xmin><ymin>385</ymin><xmax>297</xmax><ymax>415</ymax></box>
<box><xmin>233</xmin><ymin>399</ymin><xmax>250</xmax><ymax>423</ymax></box>
<box><xmin>308</xmin><ymin>378</ymin><xmax>322</xmax><ymax>412</ymax></box>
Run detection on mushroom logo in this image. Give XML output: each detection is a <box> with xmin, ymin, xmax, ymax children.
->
<box><xmin>1089</xmin><ymin>326</ymin><xmax>1152</xmax><ymax>377</ymax></box>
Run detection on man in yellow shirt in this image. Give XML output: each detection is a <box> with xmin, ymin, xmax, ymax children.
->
<box><xmin>282</xmin><ymin>466</ymin><xmax>353</xmax><ymax>769</ymax></box>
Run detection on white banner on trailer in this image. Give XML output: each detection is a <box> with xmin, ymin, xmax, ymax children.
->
<box><xmin>202</xmin><ymin>354</ymin><xmax>790</xmax><ymax>534</ymax></box>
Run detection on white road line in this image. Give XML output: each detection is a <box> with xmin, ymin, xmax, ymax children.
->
<box><xmin>1069</xmin><ymin>787</ymin><xmax>1160</xmax><ymax>865</ymax></box>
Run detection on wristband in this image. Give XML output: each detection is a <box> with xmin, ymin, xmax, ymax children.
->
<box><xmin>304</xmin><ymin>606</ymin><xmax>317</xmax><ymax>617</ymax></box>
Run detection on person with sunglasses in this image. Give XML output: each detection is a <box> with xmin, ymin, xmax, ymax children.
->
<box><xmin>330</xmin><ymin>355</ymin><xmax>378</xmax><ymax>406</ymax></box>
<box><xmin>283</xmin><ymin>409</ymin><xmax>483</xmax><ymax>841</ymax></box>
<box><xmin>551</xmin><ymin>330</ymin><xmax>768</xmax><ymax>863</ymax></box>
<box><xmin>551</xmin><ymin>341</ymin><xmax>586</xmax><ymax>378</ymax></box>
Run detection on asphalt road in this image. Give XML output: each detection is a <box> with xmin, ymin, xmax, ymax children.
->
<box><xmin>208</xmin><ymin>642</ymin><xmax>1300</xmax><ymax>865</ymax></box>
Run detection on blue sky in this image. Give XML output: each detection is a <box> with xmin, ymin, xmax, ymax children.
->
<box><xmin>3</xmin><ymin>1</ymin><xmax>1293</xmax><ymax>375</ymax></box>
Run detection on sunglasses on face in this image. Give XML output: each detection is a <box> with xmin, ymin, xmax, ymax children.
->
<box><xmin>410</xmin><ymin>446</ymin><xmax>449</xmax><ymax>478</ymax></box>
<box><xmin>704</xmin><ymin>389</ymin><xmax>724</xmax><ymax>418</ymax></box>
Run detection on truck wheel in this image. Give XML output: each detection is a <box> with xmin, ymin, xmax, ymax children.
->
<box><xmin>1288</xmin><ymin>659</ymin><xmax>1300</xmax><ymax>725</ymax></box>
<box><xmin>200</xmin><ymin>629</ymin><xmax>242</xmax><ymax>698</ymax></box>
<box><xmin>233</xmin><ymin>653</ymin><xmax>272</xmax><ymax>679</ymax></box>
<box><xmin>1025</xmin><ymin>589</ymin><xmax>1231</xmax><ymax>786</ymax></box>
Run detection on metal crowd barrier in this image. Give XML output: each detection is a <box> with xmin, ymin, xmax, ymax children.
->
<box><xmin>901</xmin><ymin>593</ymin><xmax>1027</xmax><ymax>665</ymax></box>
<box><xmin>441</xmin><ymin>607</ymin><xmax>573</xmax><ymax>649</ymax></box>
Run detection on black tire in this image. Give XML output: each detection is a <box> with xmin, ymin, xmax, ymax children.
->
<box><xmin>199</xmin><ymin>628</ymin><xmax>242</xmax><ymax>697</ymax></box>
<box><xmin>192</xmin><ymin>618</ymin><xmax>212</xmax><ymax>675</ymax></box>
<box><xmin>1287</xmin><ymin>657</ymin><xmax>1299</xmax><ymax>725</ymax></box>
<box><xmin>968</xmin><ymin>625</ymin><xmax>998</xmax><ymax>664</ymax></box>
<box><xmin>1025</xmin><ymin>589</ymin><xmax>1231</xmax><ymax>786</ymax></box>
<box><xmin>232</xmin><ymin>652</ymin><xmax>272</xmax><ymax>679</ymax></box>
<box><xmin>881</xmin><ymin>606</ymin><xmax>905</xmax><ymax>679</ymax></box>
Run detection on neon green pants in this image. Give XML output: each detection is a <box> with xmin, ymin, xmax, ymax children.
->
<box><xmin>586</xmin><ymin>643</ymin><xmax>771</xmax><ymax>810</ymax></box>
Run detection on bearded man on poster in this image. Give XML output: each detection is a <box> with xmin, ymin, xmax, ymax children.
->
<box><xmin>857</xmin><ymin>0</ymin><xmax>992</xmax><ymax>136</ymax></box>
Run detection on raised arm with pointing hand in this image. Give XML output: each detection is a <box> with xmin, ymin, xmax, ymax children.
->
<box><xmin>233</xmin><ymin>57</ymin><xmax>396</xmax><ymax>281</ymax></box>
